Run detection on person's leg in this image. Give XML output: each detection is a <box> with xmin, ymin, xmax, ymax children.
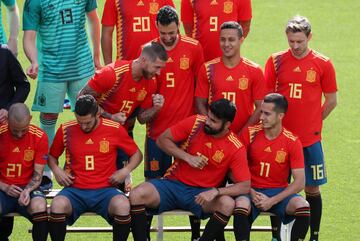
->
<box><xmin>233</xmin><ymin>196</ymin><xmax>251</xmax><ymax>241</ymax></box>
<box><xmin>0</xmin><ymin>217</ymin><xmax>13</xmax><ymax>241</ymax></box>
<box><xmin>107</xmin><ymin>193</ymin><xmax>131</xmax><ymax>241</ymax></box>
<box><xmin>286</xmin><ymin>196</ymin><xmax>310</xmax><ymax>241</ymax></box>
<box><xmin>0</xmin><ymin>191</ymin><xmax>17</xmax><ymax>241</ymax></box>
<box><xmin>28</xmin><ymin>195</ymin><xmax>48</xmax><ymax>241</ymax></box>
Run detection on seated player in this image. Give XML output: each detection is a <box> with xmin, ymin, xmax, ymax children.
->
<box><xmin>234</xmin><ymin>93</ymin><xmax>310</xmax><ymax>241</ymax></box>
<box><xmin>0</xmin><ymin>103</ymin><xmax>48</xmax><ymax>241</ymax></box>
<box><xmin>130</xmin><ymin>99</ymin><xmax>251</xmax><ymax>241</ymax></box>
<box><xmin>48</xmin><ymin>95</ymin><xmax>142</xmax><ymax>241</ymax></box>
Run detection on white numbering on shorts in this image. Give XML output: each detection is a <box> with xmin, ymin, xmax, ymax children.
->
<box><xmin>311</xmin><ymin>164</ymin><xmax>325</xmax><ymax>180</ymax></box>
<box><xmin>260</xmin><ymin>162</ymin><xmax>270</xmax><ymax>177</ymax></box>
<box><xmin>221</xmin><ymin>91</ymin><xmax>236</xmax><ymax>104</ymax></box>
<box><xmin>288</xmin><ymin>83</ymin><xmax>302</xmax><ymax>99</ymax></box>
<box><xmin>210</xmin><ymin>17</ymin><xmax>218</xmax><ymax>32</ymax></box>
<box><xmin>85</xmin><ymin>155</ymin><xmax>95</xmax><ymax>171</ymax></box>
<box><xmin>119</xmin><ymin>100</ymin><xmax>134</xmax><ymax>114</ymax></box>
<box><xmin>133</xmin><ymin>17</ymin><xmax>151</xmax><ymax>32</ymax></box>
<box><xmin>166</xmin><ymin>72</ymin><xmax>175</xmax><ymax>88</ymax></box>
<box><xmin>6</xmin><ymin>163</ymin><xmax>22</xmax><ymax>177</ymax></box>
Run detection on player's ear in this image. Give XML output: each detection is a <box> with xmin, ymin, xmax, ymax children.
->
<box><xmin>278</xmin><ymin>112</ymin><xmax>285</xmax><ymax>120</ymax></box>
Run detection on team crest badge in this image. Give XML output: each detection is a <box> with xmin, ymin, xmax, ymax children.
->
<box><xmin>275</xmin><ymin>150</ymin><xmax>287</xmax><ymax>164</ymax></box>
<box><xmin>223</xmin><ymin>1</ymin><xmax>233</xmax><ymax>14</ymax></box>
<box><xmin>137</xmin><ymin>89</ymin><xmax>147</xmax><ymax>101</ymax></box>
<box><xmin>99</xmin><ymin>140</ymin><xmax>110</xmax><ymax>153</ymax></box>
<box><xmin>212</xmin><ymin>150</ymin><xmax>224</xmax><ymax>164</ymax></box>
<box><xmin>150</xmin><ymin>159</ymin><xmax>160</xmax><ymax>171</ymax></box>
<box><xmin>180</xmin><ymin>57</ymin><xmax>190</xmax><ymax>70</ymax></box>
<box><xmin>306</xmin><ymin>69</ymin><xmax>317</xmax><ymax>83</ymax></box>
<box><xmin>24</xmin><ymin>149</ymin><xmax>34</xmax><ymax>161</ymax></box>
<box><xmin>149</xmin><ymin>2</ymin><xmax>159</xmax><ymax>14</ymax></box>
<box><xmin>38</xmin><ymin>93</ymin><xmax>46</xmax><ymax>106</ymax></box>
<box><xmin>239</xmin><ymin>77</ymin><xmax>249</xmax><ymax>90</ymax></box>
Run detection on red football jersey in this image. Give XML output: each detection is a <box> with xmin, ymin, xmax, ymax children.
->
<box><xmin>102</xmin><ymin>0</ymin><xmax>175</xmax><ymax>60</ymax></box>
<box><xmin>0</xmin><ymin>124</ymin><xmax>48</xmax><ymax>186</ymax></box>
<box><xmin>240</xmin><ymin>125</ymin><xmax>304</xmax><ymax>188</ymax></box>
<box><xmin>165</xmin><ymin>115</ymin><xmax>250</xmax><ymax>188</ymax></box>
<box><xmin>146</xmin><ymin>36</ymin><xmax>205</xmax><ymax>139</ymax></box>
<box><xmin>264</xmin><ymin>49</ymin><xmax>337</xmax><ymax>147</ymax></box>
<box><xmin>50</xmin><ymin>118</ymin><xmax>138</xmax><ymax>189</ymax></box>
<box><xmin>88</xmin><ymin>60</ymin><xmax>157</xmax><ymax>130</ymax></box>
<box><xmin>196</xmin><ymin>57</ymin><xmax>265</xmax><ymax>134</ymax></box>
<box><xmin>181</xmin><ymin>0</ymin><xmax>252</xmax><ymax>61</ymax></box>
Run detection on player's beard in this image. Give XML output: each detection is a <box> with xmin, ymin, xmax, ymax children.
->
<box><xmin>142</xmin><ymin>69</ymin><xmax>154</xmax><ymax>80</ymax></box>
<box><xmin>82</xmin><ymin>118</ymin><xmax>98</xmax><ymax>133</ymax></box>
<box><xmin>204</xmin><ymin>122</ymin><xmax>225</xmax><ymax>135</ymax></box>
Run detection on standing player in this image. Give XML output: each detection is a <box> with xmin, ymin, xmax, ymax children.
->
<box><xmin>0</xmin><ymin>103</ymin><xmax>49</xmax><ymax>241</ymax></box>
<box><xmin>181</xmin><ymin>0</ymin><xmax>252</xmax><ymax>61</ymax></box>
<box><xmin>130</xmin><ymin>99</ymin><xmax>250</xmax><ymax>241</ymax></box>
<box><xmin>138</xmin><ymin>7</ymin><xmax>204</xmax><ymax>239</ymax></box>
<box><xmin>234</xmin><ymin>93</ymin><xmax>310</xmax><ymax>241</ymax></box>
<box><xmin>23</xmin><ymin>0</ymin><xmax>101</xmax><ymax>187</ymax></box>
<box><xmin>265</xmin><ymin>16</ymin><xmax>337</xmax><ymax>241</ymax></box>
<box><xmin>0</xmin><ymin>0</ymin><xmax>19</xmax><ymax>55</ymax></box>
<box><xmin>101</xmin><ymin>0</ymin><xmax>175</xmax><ymax>64</ymax></box>
<box><xmin>48</xmin><ymin>95</ymin><xmax>142</xmax><ymax>241</ymax></box>
<box><xmin>196</xmin><ymin>21</ymin><xmax>265</xmax><ymax>135</ymax></box>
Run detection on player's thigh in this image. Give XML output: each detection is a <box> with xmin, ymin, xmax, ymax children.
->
<box><xmin>202</xmin><ymin>194</ymin><xmax>235</xmax><ymax>216</ymax></box>
<box><xmin>28</xmin><ymin>190</ymin><xmax>47</xmax><ymax>214</ymax></box>
<box><xmin>130</xmin><ymin>181</ymin><xmax>161</xmax><ymax>208</ymax></box>
<box><xmin>108</xmin><ymin>193</ymin><xmax>130</xmax><ymax>216</ymax></box>
<box><xmin>32</xmin><ymin>81</ymin><xmax>67</xmax><ymax>113</ymax></box>
<box><xmin>67</xmin><ymin>77</ymin><xmax>89</xmax><ymax>109</ymax></box>
<box><xmin>304</xmin><ymin>141</ymin><xmax>327</xmax><ymax>187</ymax></box>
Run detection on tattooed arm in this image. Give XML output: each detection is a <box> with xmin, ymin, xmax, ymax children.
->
<box><xmin>137</xmin><ymin>94</ymin><xmax>164</xmax><ymax>124</ymax></box>
<box><xmin>18</xmin><ymin>163</ymin><xmax>44</xmax><ymax>206</ymax></box>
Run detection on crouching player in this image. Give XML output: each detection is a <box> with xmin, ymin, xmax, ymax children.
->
<box><xmin>234</xmin><ymin>93</ymin><xmax>310</xmax><ymax>241</ymax></box>
<box><xmin>47</xmin><ymin>95</ymin><xmax>142</xmax><ymax>241</ymax></box>
<box><xmin>0</xmin><ymin>103</ymin><xmax>48</xmax><ymax>241</ymax></box>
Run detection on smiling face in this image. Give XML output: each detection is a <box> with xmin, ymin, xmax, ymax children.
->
<box><xmin>142</xmin><ymin>57</ymin><xmax>167</xmax><ymax>79</ymax></box>
<box><xmin>287</xmin><ymin>31</ymin><xmax>312</xmax><ymax>59</ymax></box>
<box><xmin>220</xmin><ymin>28</ymin><xmax>243</xmax><ymax>59</ymax></box>
<box><xmin>157</xmin><ymin>21</ymin><xmax>179</xmax><ymax>48</ymax></box>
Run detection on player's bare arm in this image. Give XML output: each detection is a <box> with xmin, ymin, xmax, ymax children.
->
<box><xmin>18</xmin><ymin>164</ymin><xmax>44</xmax><ymax>206</ymax></box>
<box><xmin>6</xmin><ymin>3</ymin><xmax>20</xmax><ymax>55</ymax></box>
<box><xmin>23</xmin><ymin>30</ymin><xmax>38</xmax><ymax>79</ymax></box>
<box><xmin>137</xmin><ymin>94</ymin><xmax>165</xmax><ymax>124</ymax></box>
<box><xmin>0</xmin><ymin>181</ymin><xmax>22</xmax><ymax>198</ymax></box>
<box><xmin>322</xmin><ymin>92</ymin><xmax>337</xmax><ymax>120</ymax></box>
<box><xmin>101</xmin><ymin>25</ymin><xmax>115</xmax><ymax>65</ymax></box>
<box><xmin>86</xmin><ymin>9</ymin><xmax>101</xmax><ymax>69</ymax></box>
<box><xmin>239</xmin><ymin>99</ymin><xmax>262</xmax><ymax>134</ymax></box>
<box><xmin>48</xmin><ymin>154</ymin><xmax>74</xmax><ymax>187</ymax></box>
<box><xmin>109</xmin><ymin>149</ymin><xmax>142</xmax><ymax>185</ymax></box>
<box><xmin>239</xmin><ymin>20</ymin><xmax>251</xmax><ymax>38</ymax></box>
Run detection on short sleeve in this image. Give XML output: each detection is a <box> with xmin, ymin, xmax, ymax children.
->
<box><xmin>50</xmin><ymin>126</ymin><xmax>65</xmax><ymax>158</ymax></box>
<box><xmin>230</xmin><ymin>147</ymin><xmax>251</xmax><ymax>182</ymax></box>
<box><xmin>170</xmin><ymin>115</ymin><xmax>198</xmax><ymax>142</ymax></box>
<box><xmin>165</xmin><ymin>0</ymin><xmax>175</xmax><ymax>8</ymax></box>
<box><xmin>237</xmin><ymin>0</ymin><xmax>252</xmax><ymax>21</ymax></box>
<box><xmin>264</xmin><ymin>56</ymin><xmax>277</xmax><ymax>93</ymax></box>
<box><xmin>180</xmin><ymin>0</ymin><xmax>194</xmax><ymax>25</ymax></box>
<box><xmin>140</xmin><ymin>79</ymin><xmax>158</xmax><ymax>110</ymax></box>
<box><xmin>88</xmin><ymin>64</ymin><xmax>117</xmax><ymax>94</ymax></box>
<box><xmin>85</xmin><ymin>0</ymin><xmax>97</xmax><ymax>12</ymax></box>
<box><xmin>192</xmin><ymin>43</ymin><xmax>205</xmax><ymax>76</ymax></box>
<box><xmin>34</xmin><ymin>132</ymin><xmax>49</xmax><ymax>165</ymax></box>
<box><xmin>321</xmin><ymin>60</ymin><xmax>337</xmax><ymax>93</ymax></box>
<box><xmin>101</xmin><ymin>0</ymin><xmax>117</xmax><ymax>26</ymax></box>
<box><xmin>251</xmin><ymin>65</ymin><xmax>266</xmax><ymax>100</ymax></box>
<box><xmin>289</xmin><ymin>138</ymin><xmax>305</xmax><ymax>169</ymax></box>
<box><xmin>116</xmin><ymin>126</ymin><xmax>139</xmax><ymax>157</ymax></box>
<box><xmin>23</xmin><ymin>0</ymin><xmax>41</xmax><ymax>31</ymax></box>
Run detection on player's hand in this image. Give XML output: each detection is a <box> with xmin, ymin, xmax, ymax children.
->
<box><xmin>26</xmin><ymin>62</ymin><xmax>39</xmax><ymax>79</ymax></box>
<box><xmin>94</xmin><ymin>57</ymin><xmax>102</xmax><ymax>70</ymax></box>
<box><xmin>254</xmin><ymin>194</ymin><xmax>274</xmax><ymax>211</ymax></box>
<box><xmin>111</xmin><ymin>112</ymin><xmax>127</xmax><ymax>125</ymax></box>
<box><xmin>18</xmin><ymin>189</ymin><xmax>31</xmax><ymax>206</ymax></box>
<box><xmin>0</xmin><ymin>109</ymin><xmax>8</xmax><ymax>124</ymax></box>
<box><xmin>186</xmin><ymin>153</ymin><xmax>208</xmax><ymax>169</ymax></box>
<box><xmin>5</xmin><ymin>184</ymin><xmax>23</xmax><ymax>198</ymax></box>
<box><xmin>53</xmin><ymin>168</ymin><xmax>74</xmax><ymax>187</ymax></box>
<box><xmin>152</xmin><ymin>94</ymin><xmax>165</xmax><ymax>110</ymax></box>
<box><xmin>195</xmin><ymin>188</ymin><xmax>219</xmax><ymax>206</ymax></box>
<box><xmin>6</xmin><ymin>39</ymin><xmax>18</xmax><ymax>56</ymax></box>
<box><xmin>109</xmin><ymin>168</ymin><xmax>130</xmax><ymax>186</ymax></box>
<box><xmin>124</xmin><ymin>173</ymin><xmax>132</xmax><ymax>193</ymax></box>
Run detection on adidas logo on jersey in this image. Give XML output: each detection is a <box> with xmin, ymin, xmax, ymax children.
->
<box><xmin>226</xmin><ymin>75</ymin><xmax>234</xmax><ymax>81</ymax></box>
<box><xmin>205</xmin><ymin>142</ymin><xmax>212</xmax><ymax>149</ymax></box>
<box><xmin>137</xmin><ymin>0</ymin><xmax>144</xmax><ymax>6</ymax></box>
<box><xmin>167</xmin><ymin>57</ymin><xmax>174</xmax><ymax>63</ymax></box>
<box><xmin>293</xmin><ymin>66</ymin><xmax>301</xmax><ymax>72</ymax></box>
<box><xmin>86</xmin><ymin>139</ymin><xmax>94</xmax><ymax>145</ymax></box>
<box><xmin>129</xmin><ymin>87</ymin><xmax>136</xmax><ymax>93</ymax></box>
<box><xmin>210</xmin><ymin>0</ymin><xmax>218</xmax><ymax>5</ymax></box>
<box><xmin>264</xmin><ymin>146</ymin><xmax>272</xmax><ymax>152</ymax></box>
<box><xmin>12</xmin><ymin>147</ymin><xmax>20</xmax><ymax>152</ymax></box>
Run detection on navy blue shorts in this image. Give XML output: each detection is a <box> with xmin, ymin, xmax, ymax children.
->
<box><xmin>144</xmin><ymin>137</ymin><xmax>173</xmax><ymax>178</ymax></box>
<box><xmin>0</xmin><ymin>189</ymin><xmax>45</xmax><ymax>220</ymax></box>
<box><xmin>116</xmin><ymin>131</ymin><xmax>133</xmax><ymax>170</ymax></box>
<box><xmin>303</xmin><ymin>141</ymin><xmax>327</xmax><ymax>186</ymax></box>
<box><xmin>56</xmin><ymin>187</ymin><xmax>125</xmax><ymax>225</ymax></box>
<box><xmin>250</xmin><ymin>188</ymin><xmax>300</xmax><ymax>224</ymax></box>
<box><xmin>148</xmin><ymin>179</ymin><xmax>212</xmax><ymax>219</ymax></box>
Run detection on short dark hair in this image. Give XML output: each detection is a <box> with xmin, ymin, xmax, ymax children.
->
<box><xmin>156</xmin><ymin>5</ymin><xmax>179</xmax><ymax>26</ymax></box>
<box><xmin>142</xmin><ymin>41</ymin><xmax>168</xmax><ymax>62</ymax></box>
<box><xmin>220</xmin><ymin>21</ymin><xmax>243</xmax><ymax>38</ymax></box>
<box><xmin>263</xmin><ymin>93</ymin><xmax>288</xmax><ymax>113</ymax></box>
<box><xmin>75</xmin><ymin>95</ymin><xmax>98</xmax><ymax>117</ymax></box>
<box><xmin>209</xmin><ymin>99</ymin><xmax>236</xmax><ymax>123</ymax></box>
<box><xmin>285</xmin><ymin>15</ymin><xmax>312</xmax><ymax>37</ymax></box>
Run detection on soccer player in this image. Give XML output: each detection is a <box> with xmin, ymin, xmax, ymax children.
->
<box><xmin>234</xmin><ymin>93</ymin><xmax>310</xmax><ymax>241</ymax></box>
<box><xmin>130</xmin><ymin>98</ymin><xmax>250</xmax><ymax>241</ymax></box>
<box><xmin>0</xmin><ymin>0</ymin><xmax>19</xmax><ymax>55</ymax></box>
<box><xmin>181</xmin><ymin>0</ymin><xmax>252</xmax><ymax>61</ymax></box>
<box><xmin>23</xmin><ymin>0</ymin><xmax>101</xmax><ymax>187</ymax></box>
<box><xmin>0</xmin><ymin>103</ymin><xmax>49</xmax><ymax>241</ymax></box>
<box><xmin>101</xmin><ymin>0</ymin><xmax>175</xmax><ymax>64</ymax></box>
<box><xmin>138</xmin><ymin>6</ymin><xmax>204</xmax><ymax>239</ymax></box>
<box><xmin>48</xmin><ymin>95</ymin><xmax>142</xmax><ymax>241</ymax></box>
<box><xmin>264</xmin><ymin>16</ymin><xmax>337</xmax><ymax>241</ymax></box>
<box><xmin>195</xmin><ymin>21</ymin><xmax>265</xmax><ymax>135</ymax></box>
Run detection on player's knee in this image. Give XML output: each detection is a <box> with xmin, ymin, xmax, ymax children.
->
<box><xmin>129</xmin><ymin>183</ymin><xmax>152</xmax><ymax>205</ymax></box>
<box><xmin>50</xmin><ymin>196</ymin><xmax>71</xmax><ymax>213</ymax></box>
<box><xmin>287</xmin><ymin>196</ymin><xmax>309</xmax><ymax>214</ymax></box>
<box><xmin>216</xmin><ymin>195</ymin><xmax>235</xmax><ymax>216</ymax></box>
<box><xmin>235</xmin><ymin>196</ymin><xmax>251</xmax><ymax>210</ymax></box>
<box><xmin>109</xmin><ymin>195</ymin><xmax>130</xmax><ymax>216</ymax></box>
<box><xmin>29</xmin><ymin>197</ymin><xmax>47</xmax><ymax>214</ymax></box>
